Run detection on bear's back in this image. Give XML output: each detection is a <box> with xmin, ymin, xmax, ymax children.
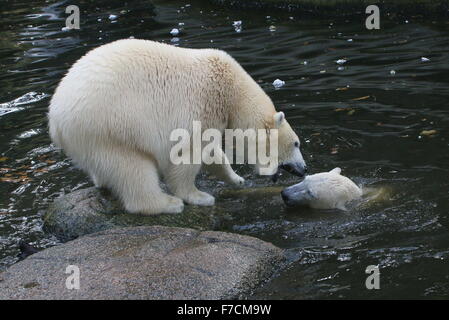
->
<box><xmin>48</xmin><ymin>39</ymin><xmax>239</xmax><ymax>161</ymax></box>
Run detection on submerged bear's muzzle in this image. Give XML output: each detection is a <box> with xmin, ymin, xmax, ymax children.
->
<box><xmin>281</xmin><ymin>182</ymin><xmax>315</xmax><ymax>207</ymax></box>
<box><xmin>281</xmin><ymin>185</ymin><xmax>303</xmax><ymax>206</ymax></box>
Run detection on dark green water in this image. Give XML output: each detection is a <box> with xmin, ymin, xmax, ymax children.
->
<box><xmin>1</xmin><ymin>0</ymin><xmax>449</xmax><ymax>299</ymax></box>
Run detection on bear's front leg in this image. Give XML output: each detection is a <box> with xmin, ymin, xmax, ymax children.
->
<box><xmin>204</xmin><ymin>148</ymin><xmax>245</xmax><ymax>186</ymax></box>
<box><xmin>165</xmin><ymin>164</ymin><xmax>215</xmax><ymax>206</ymax></box>
<box><xmin>205</xmin><ymin>163</ymin><xmax>245</xmax><ymax>186</ymax></box>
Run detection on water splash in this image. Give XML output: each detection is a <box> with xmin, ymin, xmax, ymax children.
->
<box><xmin>0</xmin><ymin>92</ymin><xmax>47</xmax><ymax>117</ymax></box>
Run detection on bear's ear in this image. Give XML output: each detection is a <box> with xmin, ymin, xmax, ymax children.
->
<box><xmin>329</xmin><ymin>167</ymin><xmax>341</xmax><ymax>175</ymax></box>
<box><xmin>273</xmin><ymin>112</ymin><xmax>285</xmax><ymax>129</ymax></box>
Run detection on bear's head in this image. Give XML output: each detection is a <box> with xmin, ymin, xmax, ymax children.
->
<box><xmin>280</xmin><ymin>167</ymin><xmax>362</xmax><ymax>210</ymax></box>
<box><xmin>255</xmin><ymin>111</ymin><xmax>307</xmax><ymax>179</ymax></box>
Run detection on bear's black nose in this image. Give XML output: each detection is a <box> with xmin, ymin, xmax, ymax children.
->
<box><xmin>281</xmin><ymin>190</ymin><xmax>289</xmax><ymax>202</ymax></box>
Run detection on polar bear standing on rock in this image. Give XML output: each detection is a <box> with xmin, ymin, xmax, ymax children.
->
<box><xmin>49</xmin><ymin>39</ymin><xmax>306</xmax><ymax>215</ymax></box>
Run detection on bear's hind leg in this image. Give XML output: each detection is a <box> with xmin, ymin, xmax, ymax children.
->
<box><xmin>95</xmin><ymin>148</ymin><xmax>184</xmax><ymax>215</ymax></box>
<box><xmin>165</xmin><ymin>164</ymin><xmax>215</xmax><ymax>206</ymax></box>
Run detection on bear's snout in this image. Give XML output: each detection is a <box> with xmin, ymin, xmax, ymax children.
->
<box><xmin>281</xmin><ymin>182</ymin><xmax>311</xmax><ymax>207</ymax></box>
<box><xmin>280</xmin><ymin>162</ymin><xmax>307</xmax><ymax>177</ymax></box>
<box><xmin>281</xmin><ymin>186</ymin><xmax>300</xmax><ymax>206</ymax></box>
<box><xmin>281</xmin><ymin>189</ymin><xmax>294</xmax><ymax>206</ymax></box>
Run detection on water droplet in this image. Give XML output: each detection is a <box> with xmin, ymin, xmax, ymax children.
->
<box><xmin>272</xmin><ymin>79</ymin><xmax>285</xmax><ymax>88</ymax></box>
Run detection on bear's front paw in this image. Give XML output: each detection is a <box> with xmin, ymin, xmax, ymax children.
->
<box><xmin>228</xmin><ymin>173</ymin><xmax>245</xmax><ymax>187</ymax></box>
<box><xmin>185</xmin><ymin>191</ymin><xmax>215</xmax><ymax>206</ymax></box>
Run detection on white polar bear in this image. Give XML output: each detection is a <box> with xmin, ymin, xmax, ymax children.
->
<box><xmin>49</xmin><ymin>39</ymin><xmax>306</xmax><ymax>215</ymax></box>
<box><xmin>281</xmin><ymin>168</ymin><xmax>362</xmax><ymax>210</ymax></box>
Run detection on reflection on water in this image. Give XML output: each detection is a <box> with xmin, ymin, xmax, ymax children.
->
<box><xmin>0</xmin><ymin>0</ymin><xmax>449</xmax><ymax>299</ymax></box>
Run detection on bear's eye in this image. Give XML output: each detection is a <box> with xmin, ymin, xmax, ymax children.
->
<box><xmin>294</xmin><ymin>141</ymin><xmax>300</xmax><ymax>148</ymax></box>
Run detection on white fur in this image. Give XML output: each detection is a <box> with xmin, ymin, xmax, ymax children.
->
<box><xmin>282</xmin><ymin>167</ymin><xmax>362</xmax><ymax>210</ymax></box>
<box><xmin>49</xmin><ymin>39</ymin><xmax>303</xmax><ymax>215</ymax></box>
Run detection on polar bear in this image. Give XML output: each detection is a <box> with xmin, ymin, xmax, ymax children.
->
<box><xmin>49</xmin><ymin>39</ymin><xmax>307</xmax><ymax>215</ymax></box>
<box><xmin>281</xmin><ymin>168</ymin><xmax>362</xmax><ymax>210</ymax></box>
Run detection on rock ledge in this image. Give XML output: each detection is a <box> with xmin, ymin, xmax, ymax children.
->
<box><xmin>0</xmin><ymin>226</ymin><xmax>284</xmax><ymax>300</ymax></box>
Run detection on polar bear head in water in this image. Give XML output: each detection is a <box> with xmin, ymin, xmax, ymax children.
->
<box><xmin>281</xmin><ymin>167</ymin><xmax>362</xmax><ymax>210</ymax></box>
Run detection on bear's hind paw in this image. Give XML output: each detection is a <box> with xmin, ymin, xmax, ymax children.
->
<box><xmin>163</xmin><ymin>196</ymin><xmax>185</xmax><ymax>214</ymax></box>
<box><xmin>134</xmin><ymin>196</ymin><xmax>184</xmax><ymax>215</ymax></box>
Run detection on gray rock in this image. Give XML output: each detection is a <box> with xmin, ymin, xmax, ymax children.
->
<box><xmin>43</xmin><ymin>188</ymin><xmax>117</xmax><ymax>242</ymax></box>
<box><xmin>43</xmin><ymin>187</ymin><xmax>231</xmax><ymax>242</ymax></box>
<box><xmin>0</xmin><ymin>226</ymin><xmax>284</xmax><ymax>299</ymax></box>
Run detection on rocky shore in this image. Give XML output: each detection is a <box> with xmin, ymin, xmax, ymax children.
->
<box><xmin>0</xmin><ymin>189</ymin><xmax>285</xmax><ymax>299</ymax></box>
